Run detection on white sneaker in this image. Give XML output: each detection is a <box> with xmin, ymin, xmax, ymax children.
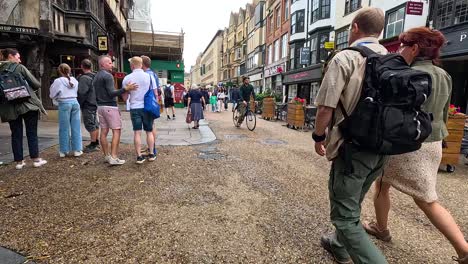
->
<box><xmin>33</xmin><ymin>159</ymin><xmax>47</xmax><ymax>168</ymax></box>
<box><xmin>0</xmin><ymin>161</ymin><xmax>3</xmax><ymax>166</ymax></box>
<box><xmin>109</xmin><ymin>157</ymin><xmax>125</xmax><ymax>166</ymax></box>
<box><xmin>73</xmin><ymin>151</ymin><xmax>83</xmax><ymax>157</ymax></box>
<box><xmin>59</xmin><ymin>152</ymin><xmax>66</xmax><ymax>158</ymax></box>
<box><xmin>104</xmin><ymin>155</ymin><xmax>112</xmax><ymax>163</ymax></box>
<box><xmin>15</xmin><ymin>161</ymin><xmax>26</xmax><ymax>170</ymax></box>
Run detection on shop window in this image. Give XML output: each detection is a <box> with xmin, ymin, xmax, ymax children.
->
<box><xmin>311</xmin><ymin>0</ymin><xmax>331</xmax><ymax>24</ymax></box>
<box><xmin>385</xmin><ymin>5</ymin><xmax>405</xmax><ymax>39</ymax></box>
<box><xmin>310</xmin><ymin>36</ymin><xmax>318</xmax><ymax>64</ymax></box>
<box><xmin>288</xmin><ymin>84</ymin><xmax>298</xmax><ymax>101</ymax></box>
<box><xmin>345</xmin><ymin>0</ymin><xmax>361</xmax><ymax>15</ymax></box>
<box><xmin>335</xmin><ymin>27</ymin><xmax>349</xmax><ymax>50</ymax></box>
<box><xmin>318</xmin><ymin>33</ymin><xmax>329</xmax><ymax>63</ymax></box>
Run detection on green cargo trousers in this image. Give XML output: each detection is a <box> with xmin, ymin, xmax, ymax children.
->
<box><xmin>328</xmin><ymin>147</ymin><xmax>388</xmax><ymax>264</ymax></box>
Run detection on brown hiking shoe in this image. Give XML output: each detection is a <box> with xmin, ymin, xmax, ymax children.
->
<box><xmin>363</xmin><ymin>221</ymin><xmax>392</xmax><ymax>242</ymax></box>
<box><xmin>453</xmin><ymin>255</ymin><xmax>468</xmax><ymax>264</ymax></box>
<box><xmin>320</xmin><ymin>234</ymin><xmax>353</xmax><ymax>264</ymax></box>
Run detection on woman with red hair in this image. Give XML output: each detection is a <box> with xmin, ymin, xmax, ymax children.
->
<box><xmin>363</xmin><ymin>27</ymin><xmax>468</xmax><ymax>263</ymax></box>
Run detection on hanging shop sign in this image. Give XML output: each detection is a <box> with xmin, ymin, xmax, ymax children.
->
<box><xmin>98</xmin><ymin>35</ymin><xmax>108</xmax><ymax>51</ymax></box>
<box><xmin>300</xmin><ymin>47</ymin><xmax>311</xmax><ymax>65</ymax></box>
<box><xmin>324</xmin><ymin>42</ymin><xmax>335</xmax><ymax>50</ymax></box>
<box><xmin>406</xmin><ymin>1</ymin><xmax>424</xmax><ymax>16</ymax></box>
<box><xmin>440</xmin><ymin>25</ymin><xmax>468</xmax><ymax>57</ymax></box>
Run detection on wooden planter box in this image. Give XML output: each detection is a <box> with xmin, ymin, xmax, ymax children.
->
<box><xmin>287</xmin><ymin>103</ymin><xmax>305</xmax><ymax>128</ymax></box>
<box><xmin>262</xmin><ymin>97</ymin><xmax>276</xmax><ymax>119</ymax></box>
<box><xmin>441</xmin><ymin>114</ymin><xmax>467</xmax><ymax>165</ymax></box>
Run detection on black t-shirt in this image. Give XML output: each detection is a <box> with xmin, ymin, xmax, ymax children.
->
<box><xmin>188</xmin><ymin>90</ymin><xmax>203</xmax><ymax>104</ymax></box>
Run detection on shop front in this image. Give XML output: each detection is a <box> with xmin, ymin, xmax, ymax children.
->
<box><xmin>439</xmin><ymin>23</ymin><xmax>468</xmax><ymax>113</ymax></box>
<box><xmin>282</xmin><ymin>64</ymin><xmax>322</xmax><ymax>105</ymax></box>
<box><xmin>248</xmin><ymin>71</ymin><xmax>264</xmax><ymax>94</ymax></box>
<box><xmin>264</xmin><ymin>60</ymin><xmax>287</xmax><ymax>99</ymax></box>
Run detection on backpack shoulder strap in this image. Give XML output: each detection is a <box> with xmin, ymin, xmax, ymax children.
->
<box><xmin>7</xmin><ymin>63</ymin><xmax>20</xmax><ymax>73</ymax></box>
<box><xmin>344</xmin><ymin>46</ymin><xmax>376</xmax><ymax>58</ymax></box>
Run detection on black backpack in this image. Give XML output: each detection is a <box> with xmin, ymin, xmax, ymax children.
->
<box><xmin>164</xmin><ymin>85</ymin><xmax>173</xmax><ymax>98</ymax></box>
<box><xmin>0</xmin><ymin>63</ymin><xmax>31</xmax><ymax>104</ymax></box>
<box><xmin>338</xmin><ymin>46</ymin><xmax>433</xmax><ymax>155</ymax></box>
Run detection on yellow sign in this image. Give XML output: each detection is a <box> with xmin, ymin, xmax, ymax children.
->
<box><xmin>98</xmin><ymin>36</ymin><xmax>108</xmax><ymax>51</ymax></box>
<box><xmin>324</xmin><ymin>42</ymin><xmax>335</xmax><ymax>49</ymax></box>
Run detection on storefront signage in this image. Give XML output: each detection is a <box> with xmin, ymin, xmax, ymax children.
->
<box><xmin>264</xmin><ymin>62</ymin><xmax>286</xmax><ymax>78</ymax></box>
<box><xmin>283</xmin><ymin>68</ymin><xmax>322</xmax><ymax>84</ymax></box>
<box><xmin>0</xmin><ymin>24</ymin><xmax>38</xmax><ymax>35</ymax></box>
<box><xmin>300</xmin><ymin>47</ymin><xmax>311</xmax><ymax>65</ymax></box>
<box><xmin>440</xmin><ymin>26</ymin><xmax>468</xmax><ymax>57</ymax></box>
<box><xmin>249</xmin><ymin>72</ymin><xmax>263</xmax><ymax>82</ymax></box>
<box><xmin>324</xmin><ymin>42</ymin><xmax>335</xmax><ymax>49</ymax></box>
<box><xmin>406</xmin><ymin>1</ymin><xmax>424</xmax><ymax>16</ymax></box>
<box><xmin>98</xmin><ymin>35</ymin><xmax>108</xmax><ymax>51</ymax></box>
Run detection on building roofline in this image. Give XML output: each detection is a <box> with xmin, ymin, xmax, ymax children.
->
<box><xmin>201</xmin><ymin>30</ymin><xmax>224</xmax><ymax>55</ymax></box>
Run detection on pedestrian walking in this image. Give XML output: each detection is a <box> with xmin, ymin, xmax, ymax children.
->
<box><xmin>313</xmin><ymin>8</ymin><xmax>389</xmax><ymax>264</ymax></box>
<box><xmin>230</xmin><ymin>85</ymin><xmax>240</xmax><ymax>112</ymax></box>
<box><xmin>210</xmin><ymin>92</ymin><xmax>218</xmax><ymax>112</ymax></box>
<box><xmin>363</xmin><ymin>27</ymin><xmax>468</xmax><ymax>264</ymax></box>
<box><xmin>201</xmin><ymin>87</ymin><xmax>209</xmax><ymax>111</ymax></box>
<box><xmin>122</xmin><ymin>57</ymin><xmax>156</xmax><ymax>164</ymax></box>
<box><xmin>0</xmin><ymin>48</ymin><xmax>47</xmax><ymax>169</ymax></box>
<box><xmin>50</xmin><ymin>63</ymin><xmax>83</xmax><ymax>158</ymax></box>
<box><xmin>217</xmin><ymin>87</ymin><xmax>226</xmax><ymax>112</ymax></box>
<box><xmin>77</xmin><ymin>59</ymin><xmax>99</xmax><ymax>153</ymax></box>
<box><xmin>164</xmin><ymin>80</ymin><xmax>176</xmax><ymax>120</ymax></box>
<box><xmin>187</xmin><ymin>84</ymin><xmax>205</xmax><ymax>129</ymax></box>
<box><xmin>94</xmin><ymin>55</ymin><xmax>137</xmax><ymax>165</ymax></box>
<box><xmin>141</xmin><ymin>55</ymin><xmax>159</xmax><ymax>156</ymax></box>
<box><xmin>224</xmin><ymin>87</ymin><xmax>229</xmax><ymax>111</ymax></box>
<box><xmin>183</xmin><ymin>89</ymin><xmax>188</xmax><ymax>108</ymax></box>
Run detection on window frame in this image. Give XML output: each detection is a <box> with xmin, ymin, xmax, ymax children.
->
<box><xmin>284</xmin><ymin>0</ymin><xmax>290</xmax><ymax>21</ymax></box>
<box><xmin>344</xmin><ymin>0</ymin><xmax>361</xmax><ymax>15</ymax></box>
<box><xmin>281</xmin><ymin>34</ymin><xmax>288</xmax><ymax>59</ymax></box>
<box><xmin>384</xmin><ymin>4</ymin><xmax>406</xmax><ymax>39</ymax></box>
<box><xmin>335</xmin><ymin>26</ymin><xmax>349</xmax><ymax>50</ymax></box>
<box><xmin>276</xmin><ymin>6</ymin><xmax>281</xmax><ymax>28</ymax></box>
<box><xmin>311</xmin><ymin>0</ymin><xmax>331</xmax><ymax>24</ymax></box>
<box><xmin>434</xmin><ymin>0</ymin><xmax>468</xmax><ymax>29</ymax></box>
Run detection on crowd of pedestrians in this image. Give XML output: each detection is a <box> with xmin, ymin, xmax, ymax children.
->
<box><xmin>1</xmin><ymin>7</ymin><xmax>467</xmax><ymax>263</ymax></box>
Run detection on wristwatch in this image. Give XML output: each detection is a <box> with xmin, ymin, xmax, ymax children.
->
<box><xmin>312</xmin><ymin>132</ymin><xmax>326</xmax><ymax>142</ymax></box>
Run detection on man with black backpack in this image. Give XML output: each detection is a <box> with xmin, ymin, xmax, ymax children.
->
<box><xmin>313</xmin><ymin>8</ymin><xmax>390</xmax><ymax>264</ymax></box>
<box><xmin>164</xmin><ymin>80</ymin><xmax>175</xmax><ymax>120</ymax></box>
<box><xmin>77</xmin><ymin>59</ymin><xmax>99</xmax><ymax>153</ymax></box>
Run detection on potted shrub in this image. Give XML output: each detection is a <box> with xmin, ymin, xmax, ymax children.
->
<box><xmin>287</xmin><ymin>97</ymin><xmax>306</xmax><ymax>129</ymax></box>
<box><xmin>261</xmin><ymin>89</ymin><xmax>276</xmax><ymax>120</ymax></box>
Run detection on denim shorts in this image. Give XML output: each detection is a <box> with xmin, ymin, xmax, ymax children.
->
<box><xmin>130</xmin><ymin>108</ymin><xmax>154</xmax><ymax>131</ymax></box>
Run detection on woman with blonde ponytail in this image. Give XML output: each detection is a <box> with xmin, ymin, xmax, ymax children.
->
<box><xmin>50</xmin><ymin>63</ymin><xmax>83</xmax><ymax>157</ymax></box>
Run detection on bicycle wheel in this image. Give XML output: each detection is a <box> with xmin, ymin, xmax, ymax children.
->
<box><xmin>233</xmin><ymin>107</ymin><xmax>241</xmax><ymax>127</ymax></box>
<box><xmin>246</xmin><ymin>111</ymin><xmax>256</xmax><ymax>131</ymax></box>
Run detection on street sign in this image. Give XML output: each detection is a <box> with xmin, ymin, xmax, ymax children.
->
<box><xmin>98</xmin><ymin>35</ymin><xmax>108</xmax><ymax>51</ymax></box>
<box><xmin>0</xmin><ymin>24</ymin><xmax>38</xmax><ymax>35</ymax></box>
<box><xmin>299</xmin><ymin>47</ymin><xmax>310</xmax><ymax>65</ymax></box>
<box><xmin>406</xmin><ymin>1</ymin><xmax>424</xmax><ymax>16</ymax></box>
<box><xmin>324</xmin><ymin>42</ymin><xmax>335</xmax><ymax>49</ymax></box>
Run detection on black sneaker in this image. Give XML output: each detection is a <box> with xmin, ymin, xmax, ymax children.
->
<box><xmin>167</xmin><ymin>115</ymin><xmax>171</xmax><ymax>120</ymax></box>
<box><xmin>84</xmin><ymin>143</ymin><xmax>99</xmax><ymax>153</ymax></box>
<box><xmin>173</xmin><ymin>114</ymin><xmax>176</xmax><ymax>119</ymax></box>
<box><xmin>136</xmin><ymin>156</ymin><xmax>146</xmax><ymax>164</ymax></box>
<box><xmin>147</xmin><ymin>154</ymin><xmax>156</xmax><ymax>162</ymax></box>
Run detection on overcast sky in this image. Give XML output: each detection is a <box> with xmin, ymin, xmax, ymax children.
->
<box><xmin>151</xmin><ymin>0</ymin><xmax>250</xmax><ymax>73</ymax></box>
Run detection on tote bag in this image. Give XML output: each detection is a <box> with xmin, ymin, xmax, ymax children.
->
<box><xmin>144</xmin><ymin>77</ymin><xmax>160</xmax><ymax>119</ymax></box>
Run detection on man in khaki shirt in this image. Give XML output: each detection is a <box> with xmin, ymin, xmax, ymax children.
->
<box><xmin>313</xmin><ymin>8</ymin><xmax>389</xmax><ymax>264</ymax></box>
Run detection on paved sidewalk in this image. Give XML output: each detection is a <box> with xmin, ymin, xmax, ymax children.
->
<box><xmin>0</xmin><ymin>107</ymin><xmax>215</xmax><ymax>163</ymax></box>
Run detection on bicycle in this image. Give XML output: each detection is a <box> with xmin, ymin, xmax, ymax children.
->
<box><xmin>233</xmin><ymin>101</ymin><xmax>256</xmax><ymax>131</ymax></box>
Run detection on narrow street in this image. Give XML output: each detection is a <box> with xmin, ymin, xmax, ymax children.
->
<box><xmin>0</xmin><ymin>109</ymin><xmax>467</xmax><ymax>263</ymax></box>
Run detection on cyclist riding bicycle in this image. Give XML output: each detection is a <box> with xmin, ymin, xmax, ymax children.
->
<box><xmin>237</xmin><ymin>76</ymin><xmax>255</xmax><ymax>126</ymax></box>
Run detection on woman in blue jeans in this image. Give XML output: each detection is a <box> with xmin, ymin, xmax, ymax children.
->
<box><xmin>50</xmin><ymin>63</ymin><xmax>83</xmax><ymax>157</ymax></box>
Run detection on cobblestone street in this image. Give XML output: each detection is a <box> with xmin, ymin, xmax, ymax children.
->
<box><xmin>0</xmin><ymin>109</ymin><xmax>467</xmax><ymax>263</ymax></box>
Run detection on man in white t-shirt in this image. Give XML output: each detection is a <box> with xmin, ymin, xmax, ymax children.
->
<box><xmin>122</xmin><ymin>57</ymin><xmax>157</xmax><ymax>164</ymax></box>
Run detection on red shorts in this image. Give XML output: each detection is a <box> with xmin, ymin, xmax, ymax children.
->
<box><xmin>97</xmin><ymin>106</ymin><xmax>122</xmax><ymax>129</ymax></box>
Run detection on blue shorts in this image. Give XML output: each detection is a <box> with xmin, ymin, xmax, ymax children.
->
<box><xmin>130</xmin><ymin>108</ymin><xmax>154</xmax><ymax>131</ymax></box>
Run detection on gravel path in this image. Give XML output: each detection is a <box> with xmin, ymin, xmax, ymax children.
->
<box><xmin>0</xmin><ymin>109</ymin><xmax>467</xmax><ymax>263</ymax></box>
